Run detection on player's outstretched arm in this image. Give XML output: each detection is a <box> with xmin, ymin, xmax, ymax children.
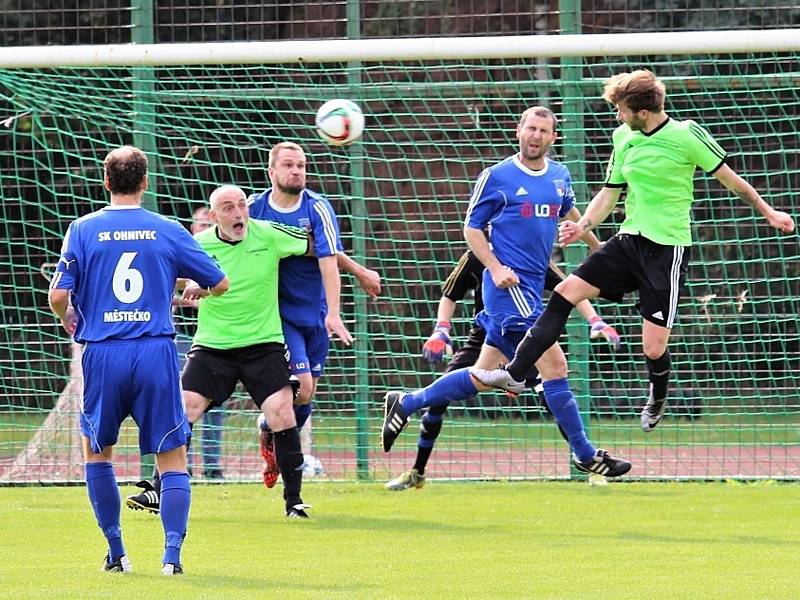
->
<box><xmin>319</xmin><ymin>255</ymin><xmax>354</xmax><ymax>345</ymax></box>
<box><xmin>559</xmin><ymin>187</ymin><xmax>622</xmax><ymax>247</ymax></box>
<box><xmin>337</xmin><ymin>252</ymin><xmax>381</xmax><ymax>299</ymax></box>
<box><xmin>713</xmin><ymin>164</ymin><xmax>795</xmax><ymax>233</ymax></box>
<box><xmin>422</xmin><ymin>296</ymin><xmax>456</xmax><ymax>363</ymax></box>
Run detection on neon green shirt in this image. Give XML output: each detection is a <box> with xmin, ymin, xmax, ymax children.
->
<box><xmin>604</xmin><ymin>118</ymin><xmax>726</xmax><ymax>246</ymax></box>
<box><xmin>192</xmin><ymin>219</ymin><xmax>309</xmax><ymax>349</ymax></box>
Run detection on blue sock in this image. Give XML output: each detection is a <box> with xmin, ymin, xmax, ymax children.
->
<box><xmin>159</xmin><ymin>471</ymin><xmax>191</xmax><ymax>566</ymax></box>
<box><xmin>542</xmin><ymin>378</ymin><xmax>596</xmax><ymax>462</ymax></box>
<box><xmin>402</xmin><ymin>369</ymin><xmax>478</xmax><ymax>415</ymax></box>
<box><xmin>294</xmin><ymin>402</ymin><xmax>313</xmax><ymax>430</ymax></box>
<box><xmin>85</xmin><ymin>462</ymin><xmax>125</xmax><ymax>562</ymax></box>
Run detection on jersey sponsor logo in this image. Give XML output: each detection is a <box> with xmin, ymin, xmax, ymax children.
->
<box><xmin>97</xmin><ymin>230</ymin><xmax>157</xmax><ymax>242</ymax></box>
<box><xmin>521</xmin><ymin>202</ymin><xmax>560</xmax><ymax>219</ymax></box>
<box><xmin>515</xmin><ymin>186</ymin><xmax>528</xmax><ymax>196</ymax></box>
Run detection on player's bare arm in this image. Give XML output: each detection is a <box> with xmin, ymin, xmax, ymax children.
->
<box><xmin>562</xmin><ymin>206</ymin><xmax>603</xmax><ymax>251</ymax></box>
<box><xmin>337</xmin><ymin>251</ymin><xmax>381</xmax><ymax>299</ymax></box>
<box><xmin>48</xmin><ymin>288</ymin><xmax>76</xmax><ymax>334</ymax></box>
<box><xmin>713</xmin><ymin>164</ymin><xmax>795</xmax><ymax>233</ymax></box>
<box><xmin>182</xmin><ymin>276</ymin><xmax>230</xmax><ymax>301</ymax></box>
<box><xmin>464</xmin><ymin>225</ymin><xmax>519</xmax><ymax>288</ymax></box>
<box><xmin>319</xmin><ymin>254</ymin><xmax>354</xmax><ymax>345</ymax></box>
<box><xmin>559</xmin><ymin>186</ymin><xmax>622</xmax><ymax>247</ymax></box>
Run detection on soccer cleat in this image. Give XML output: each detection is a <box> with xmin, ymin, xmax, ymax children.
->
<box><xmin>384</xmin><ymin>468</ymin><xmax>426</xmax><ymax>491</ymax></box>
<box><xmin>573</xmin><ymin>449</ymin><xmax>631</xmax><ymax>478</ymax></box>
<box><xmin>161</xmin><ymin>563</ymin><xmax>184</xmax><ymax>576</ymax></box>
<box><xmin>258</xmin><ymin>417</ymin><xmax>279</xmax><ymax>489</ymax></box>
<box><xmin>469</xmin><ymin>366</ymin><xmax>526</xmax><ymax>395</ymax></box>
<box><xmin>102</xmin><ymin>554</ymin><xmax>132</xmax><ymax>573</ymax></box>
<box><xmin>125</xmin><ymin>480</ymin><xmax>160</xmax><ymax>514</ymax></box>
<box><xmin>286</xmin><ymin>503</ymin><xmax>313</xmax><ymax>519</ymax></box>
<box><xmin>381</xmin><ymin>391</ymin><xmax>409</xmax><ymax>452</ymax></box>
<box><xmin>640</xmin><ymin>392</ymin><xmax>668</xmax><ymax>432</ymax></box>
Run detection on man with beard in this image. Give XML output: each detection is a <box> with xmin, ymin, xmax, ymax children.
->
<box><xmin>473</xmin><ymin>71</ymin><xmax>794</xmax><ymax>434</ymax></box>
<box><xmin>381</xmin><ymin>106</ymin><xmax>632</xmax><ymax>479</ymax></box>
<box><xmin>248</xmin><ymin>142</ymin><xmax>380</xmax><ymax>488</ymax></box>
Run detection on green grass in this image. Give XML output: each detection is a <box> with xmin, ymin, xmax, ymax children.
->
<box><xmin>0</xmin><ymin>482</ymin><xmax>797</xmax><ymax>599</ymax></box>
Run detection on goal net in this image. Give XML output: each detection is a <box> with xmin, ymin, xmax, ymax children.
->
<box><xmin>1</xmin><ymin>32</ymin><xmax>798</xmax><ymax>483</ymax></box>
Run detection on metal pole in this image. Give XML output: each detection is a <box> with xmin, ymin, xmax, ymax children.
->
<box><xmin>131</xmin><ymin>0</ymin><xmax>158</xmax><ymax>480</ymax></box>
<box><xmin>131</xmin><ymin>0</ymin><xmax>158</xmax><ymax>213</ymax></box>
<box><xmin>346</xmin><ymin>0</ymin><xmax>370</xmax><ymax>480</ymax></box>
<box><xmin>558</xmin><ymin>0</ymin><xmax>590</xmax><ymax>479</ymax></box>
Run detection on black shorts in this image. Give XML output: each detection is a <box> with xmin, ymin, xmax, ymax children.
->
<box><xmin>181</xmin><ymin>342</ymin><xmax>291</xmax><ymax>409</ymax></box>
<box><xmin>446</xmin><ymin>327</ymin><xmax>485</xmax><ymax>372</ymax></box>
<box><xmin>573</xmin><ymin>233</ymin><xmax>690</xmax><ymax>328</ymax></box>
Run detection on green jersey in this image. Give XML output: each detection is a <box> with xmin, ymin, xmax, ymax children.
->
<box><xmin>604</xmin><ymin>118</ymin><xmax>726</xmax><ymax>246</ymax></box>
<box><xmin>192</xmin><ymin>219</ymin><xmax>309</xmax><ymax>349</ymax></box>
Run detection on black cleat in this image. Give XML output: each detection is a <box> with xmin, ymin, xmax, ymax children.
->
<box><xmin>125</xmin><ymin>480</ymin><xmax>160</xmax><ymax>514</ymax></box>
<box><xmin>573</xmin><ymin>449</ymin><xmax>631</xmax><ymax>478</ymax></box>
<box><xmin>286</xmin><ymin>503</ymin><xmax>312</xmax><ymax>519</ymax></box>
<box><xmin>380</xmin><ymin>391</ymin><xmax>409</xmax><ymax>452</ymax></box>
<box><xmin>102</xmin><ymin>553</ymin><xmax>132</xmax><ymax>573</ymax></box>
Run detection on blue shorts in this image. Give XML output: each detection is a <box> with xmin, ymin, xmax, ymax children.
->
<box><xmin>81</xmin><ymin>336</ymin><xmax>189</xmax><ymax>455</ymax></box>
<box><xmin>475</xmin><ymin>311</ymin><xmax>532</xmax><ymax>361</ymax></box>
<box><xmin>282</xmin><ymin>321</ymin><xmax>329</xmax><ymax>378</ymax></box>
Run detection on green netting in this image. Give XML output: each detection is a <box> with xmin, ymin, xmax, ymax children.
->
<box><xmin>1</xmin><ymin>51</ymin><xmax>798</xmax><ymax>483</ymax></box>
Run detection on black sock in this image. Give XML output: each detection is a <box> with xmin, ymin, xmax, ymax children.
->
<box><xmin>507</xmin><ymin>292</ymin><xmax>574</xmax><ymax>381</ymax></box>
<box><xmin>413</xmin><ymin>405</ymin><xmax>446</xmax><ymax>475</ymax></box>
<box><xmin>646</xmin><ymin>350</ymin><xmax>671</xmax><ymax>400</ymax></box>
<box><xmin>274</xmin><ymin>427</ymin><xmax>304</xmax><ymax>507</ymax></box>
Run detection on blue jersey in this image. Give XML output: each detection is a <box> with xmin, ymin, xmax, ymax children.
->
<box><xmin>465</xmin><ymin>155</ymin><xmax>575</xmax><ymax>327</ymax></box>
<box><xmin>248</xmin><ymin>188</ymin><xmax>343</xmax><ymax>328</ymax></box>
<box><xmin>51</xmin><ymin>205</ymin><xmax>226</xmax><ymax>343</ymax></box>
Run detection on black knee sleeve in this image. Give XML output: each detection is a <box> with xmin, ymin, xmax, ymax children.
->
<box><xmin>507</xmin><ymin>292</ymin><xmax>574</xmax><ymax>381</ymax></box>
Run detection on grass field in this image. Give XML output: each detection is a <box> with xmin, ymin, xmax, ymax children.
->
<box><xmin>0</xmin><ymin>481</ymin><xmax>797</xmax><ymax>599</ymax></box>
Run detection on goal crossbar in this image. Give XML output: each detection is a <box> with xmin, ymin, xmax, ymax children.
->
<box><xmin>1</xmin><ymin>29</ymin><xmax>799</xmax><ymax>68</ymax></box>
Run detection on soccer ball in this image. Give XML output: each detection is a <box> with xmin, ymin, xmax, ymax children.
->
<box><xmin>315</xmin><ymin>99</ymin><xmax>364</xmax><ymax>146</ymax></box>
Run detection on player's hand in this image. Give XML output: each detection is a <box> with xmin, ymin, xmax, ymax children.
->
<box><xmin>182</xmin><ymin>282</ymin><xmax>211</xmax><ymax>302</ymax></box>
<box><xmin>489</xmin><ymin>264</ymin><xmax>519</xmax><ymax>288</ymax></box>
<box><xmin>767</xmin><ymin>210</ymin><xmax>795</xmax><ymax>233</ymax></box>
<box><xmin>558</xmin><ymin>220</ymin><xmax>583</xmax><ymax>247</ymax></box>
<box><xmin>422</xmin><ymin>322</ymin><xmax>453</xmax><ymax>363</ymax></box>
<box><xmin>356</xmin><ymin>268</ymin><xmax>381</xmax><ymax>300</ymax></box>
<box><xmin>326</xmin><ymin>312</ymin><xmax>353</xmax><ymax>346</ymax></box>
<box><xmin>589</xmin><ymin>317</ymin><xmax>621</xmax><ymax>351</ymax></box>
<box><xmin>61</xmin><ymin>306</ymin><xmax>77</xmax><ymax>336</ymax></box>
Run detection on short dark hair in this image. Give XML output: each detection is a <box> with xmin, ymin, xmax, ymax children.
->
<box><xmin>103</xmin><ymin>146</ymin><xmax>148</xmax><ymax>195</ymax></box>
<box><xmin>518</xmin><ymin>106</ymin><xmax>558</xmax><ymax>132</ymax></box>
<box><xmin>602</xmin><ymin>70</ymin><xmax>666</xmax><ymax>113</ymax></box>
